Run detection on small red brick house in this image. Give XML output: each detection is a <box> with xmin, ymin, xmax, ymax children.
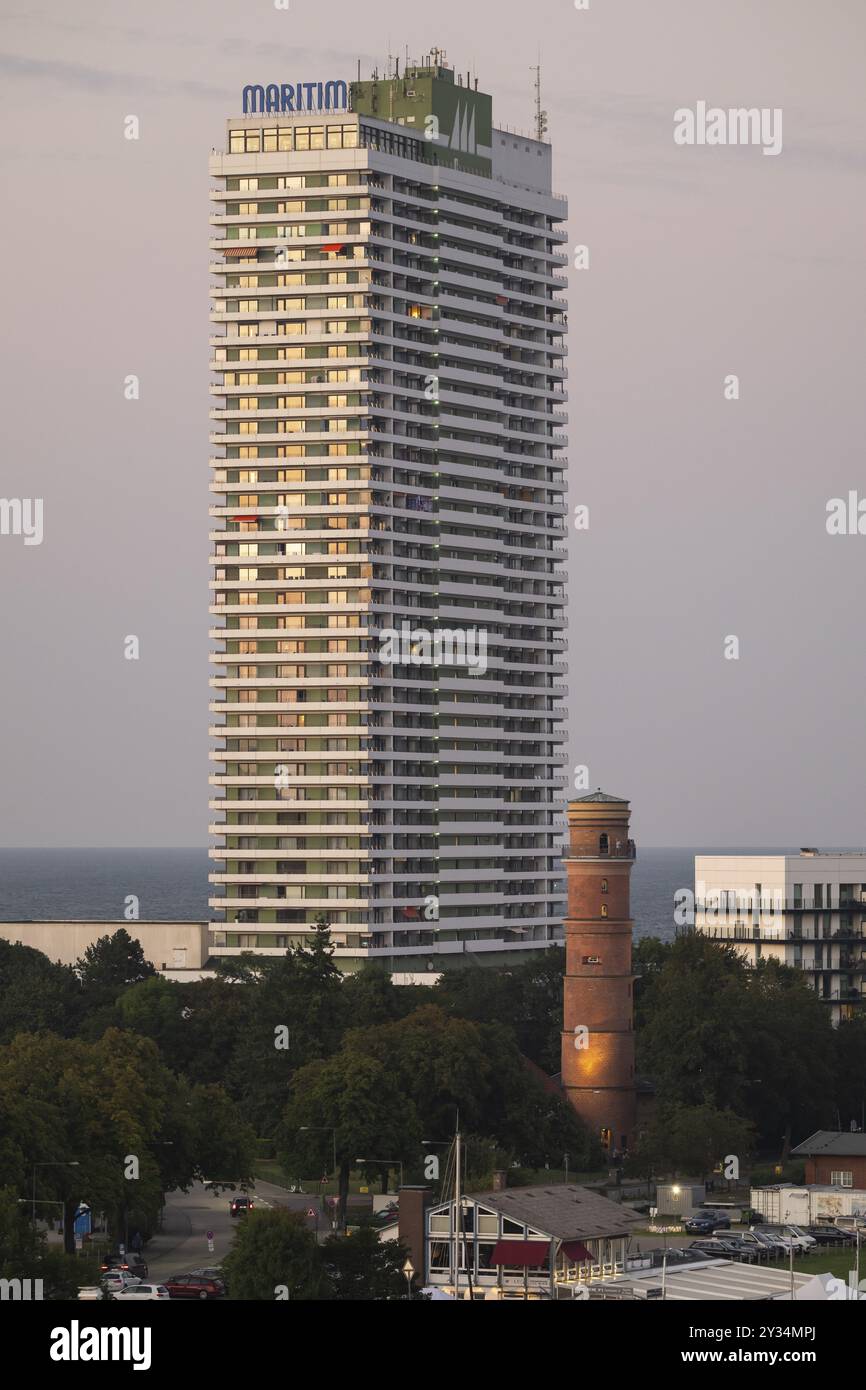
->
<box><xmin>789</xmin><ymin>1131</ymin><xmax>866</xmax><ymax>1188</ymax></box>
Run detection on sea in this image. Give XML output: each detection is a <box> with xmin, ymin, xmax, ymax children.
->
<box><xmin>0</xmin><ymin>847</ymin><xmax>802</xmax><ymax>941</ymax></box>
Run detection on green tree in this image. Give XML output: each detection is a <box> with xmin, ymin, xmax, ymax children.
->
<box><xmin>636</xmin><ymin>933</ymin><xmax>752</xmax><ymax>1112</ymax></box>
<box><xmin>434</xmin><ymin>948</ymin><xmax>566</xmax><ymax>1073</ymax></box>
<box><xmin>835</xmin><ymin>1013</ymin><xmax>866</xmax><ymax>1130</ymax></box>
<box><xmin>76</xmin><ymin>928</ymin><xmax>156</xmax><ymax>995</ymax></box>
<box><xmin>341</xmin><ymin>965</ymin><xmax>420</xmax><ymax>1028</ymax></box>
<box><xmin>322</xmin><ymin>1226</ymin><xmax>416</xmax><ymax>1300</ymax></box>
<box><xmin>633</xmin><ymin>936</ymin><xmax>673</xmax><ymax>1029</ymax></box>
<box><xmin>0</xmin><ymin>1186</ymin><xmax>100</xmax><ymax>1298</ymax></box>
<box><xmin>0</xmin><ymin>941</ymin><xmax>81</xmax><ymax>1043</ymax></box>
<box><xmin>347</xmin><ymin>1005</ymin><xmax>600</xmax><ymax>1175</ymax></box>
<box><xmin>0</xmin><ymin>1028</ymin><xmax>247</xmax><ymax>1251</ymax></box>
<box><xmin>226</xmin><ymin>940</ymin><xmax>348</xmax><ymax>1135</ymax></box>
<box><xmin>221</xmin><ymin>1207</ymin><xmax>326</xmax><ymax>1300</ymax></box>
<box><xmin>742</xmin><ymin>960</ymin><xmax>835</xmax><ymax>1153</ymax></box>
<box><xmin>630</xmin><ymin>1104</ymin><xmax>755</xmax><ymax>1181</ymax></box>
<box><xmin>280</xmin><ymin>1052</ymin><xmax>420</xmax><ymax>1224</ymax></box>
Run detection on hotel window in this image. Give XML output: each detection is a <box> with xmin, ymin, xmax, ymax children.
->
<box><xmin>599</xmin><ymin>833</ymin><xmax>609</xmax><ymax>855</ymax></box>
<box><xmin>600</xmin><ymin>904</ymin><xmax>608</xmax><ymax>918</ymax></box>
<box><xmin>600</xmin><ymin>878</ymin><xmax>608</xmax><ymax>893</ymax></box>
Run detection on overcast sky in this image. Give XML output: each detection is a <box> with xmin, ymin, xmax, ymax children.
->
<box><xmin>0</xmin><ymin>0</ymin><xmax>863</xmax><ymax>848</ymax></box>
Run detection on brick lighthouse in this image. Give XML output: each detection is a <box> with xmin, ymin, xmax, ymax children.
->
<box><xmin>561</xmin><ymin>791</ymin><xmax>637</xmax><ymax>1156</ymax></box>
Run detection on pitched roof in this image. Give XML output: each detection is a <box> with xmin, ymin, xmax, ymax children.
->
<box><xmin>462</xmin><ymin>1185</ymin><xmax>642</xmax><ymax>1242</ymax></box>
<box><xmin>571</xmin><ymin>790</ymin><xmax>628</xmax><ymax>803</ymax></box>
<box><xmin>790</xmin><ymin>1130</ymin><xmax>866</xmax><ymax>1158</ymax></box>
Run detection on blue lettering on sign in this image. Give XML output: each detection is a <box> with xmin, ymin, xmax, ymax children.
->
<box><xmin>242</xmin><ymin>80</ymin><xmax>348</xmax><ymax>115</ymax></box>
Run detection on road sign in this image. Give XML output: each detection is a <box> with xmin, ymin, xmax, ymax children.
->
<box><xmin>208</xmin><ymin>1239</ymin><xmax>215</xmax><ymax>1253</ymax></box>
<box><xmin>206</xmin><ymin>1230</ymin><xmax>214</xmax><ymax>1240</ymax></box>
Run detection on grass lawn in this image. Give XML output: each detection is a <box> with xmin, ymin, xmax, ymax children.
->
<box><xmin>254</xmin><ymin>1160</ymin><xmax>392</xmax><ymax>1198</ymax></box>
<box><xmin>255</xmin><ymin>1160</ymin><xmax>623</xmax><ymax>1196</ymax></box>
<box><xmin>790</xmin><ymin>1248</ymin><xmax>862</xmax><ymax>1281</ymax></box>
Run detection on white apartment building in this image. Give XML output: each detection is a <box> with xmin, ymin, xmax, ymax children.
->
<box><xmin>695</xmin><ymin>852</ymin><xmax>866</xmax><ymax>1023</ymax></box>
<box><xmin>207</xmin><ymin>55</ymin><xmax>568</xmax><ymax>971</ymax></box>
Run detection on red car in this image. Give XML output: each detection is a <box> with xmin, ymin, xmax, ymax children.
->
<box><xmin>163</xmin><ymin>1274</ymin><xmax>225</xmax><ymax>1300</ymax></box>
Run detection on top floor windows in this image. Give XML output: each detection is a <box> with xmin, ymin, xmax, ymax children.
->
<box><xmin>229</xmin><ymin>124</ymin><xmax>359</xmax><ymax>155</ymax></box>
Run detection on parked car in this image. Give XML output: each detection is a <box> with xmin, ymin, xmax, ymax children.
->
<box><xmin>112</xmin><ymin>1283</ymin><xmax>170</xmax><ymax>1301</ymax></box>
<box><xmin>691</xmin><ymin>1237</ymin><xmax>754</xmax><ymax>1262</ymax></box>
<box><xmin>782</xmin><ymin>1225</ymin><xmax>816</xmax><ymax>1248</ymax></box>
<box><xmin>103</xmin><ymin>1272</ymin><xmax>142</xmax><ymax>1294</ymax></box>
<box><xmin>806</xmin><ymin>1225</ymin><xmax>851</xmax><ymax>1245</ymax></box>
<box><xmin>752</xmin><ymin>1224</ymin><xmax>814</xmax><ymax>1252</ymax></box>
<box><xmin>652</xmin><ymin>1247</ymin><xmax>698</xmax><ymax>1266</ymax></box>
<box><xmin>101</xmin><ymin>1253</ymin><xmax>148</xmax><ymax>1280</ymax></box>
<box><xmin>688</xmin><ymin>1240</ymin><xmax>729</xmax><ymax>1259</ymax></box>
<box><xmin>683</xmin><ymin>1215</ymin><xmax>719</xmax><ymax>1234</ymax></box>
<box><xmin>715</xmin><ymin>1238</ymin><xmax>758</xmax><ymax>1262</ymax></box>
<box><xmin>230</xmin><ymin>1195</ymin><xmax>254</xmax><ymax>1217</ymax></box>
<box><xmin>163</xmin><ymin>1273</ymin><xmax>224</xmax><ymax>1300</ymax></box>
<box><xmin>700</xmin><ymin>1210</ymin><xmax>732</xmax><ymax>1230</ymax></box>
<box><xmin>187</xmin><ymin>1266</ymin><xmax>228</xmax><ymax>1292</ymax></box>
<box><xmin>736</xmin><ymin>1230</ymin><xmax>783</xmax><ymax>1260</ymax></box>
<box><xmin>749</xmin><ymin>1228</ymin><xmax>793</xmax><ymax>1256</ymax></box>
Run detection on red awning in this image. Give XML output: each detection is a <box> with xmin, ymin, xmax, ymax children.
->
<box><xmin>490</xmin><ymin>1241</ymin><xmax>549</xmax><ymax>1268</ymax></box>
<box><xmin>321</xmin><ymin>242</ymin><xmax>345</xmax><ymax>253</ymax></box>
<box><xmin>561</xmin><ymin>1241</ymin><xmax>592</xmax><ymax>1262</ymax></box>
<box><xmin>232</xmin><ymin>514</ymin><xmax>259</xmax><ymax>522</ymax></box>
<box><xmin>222</xmin><ymin>245</ymin><xmax>259</xmax><ymax>258</ymax></box>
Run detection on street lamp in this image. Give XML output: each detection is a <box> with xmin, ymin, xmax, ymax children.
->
<box><xmin>355</xmin><ymin>1157</ymin><xmax>404</xmax><ymax>1192</ymax></box>
<box><xmin>402</xmin><ymin>1257</ymin><xmax>415</xmax><ymax>1299</ymax></box>
<box><xmin>32</xmin><ymin>1162</ymin><xmax>79</xmax><ymax>1226</ymax></box>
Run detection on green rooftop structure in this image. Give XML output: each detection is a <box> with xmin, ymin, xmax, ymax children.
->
<box><xmin>351</xmin><ymin>51</ymin><xmax>493</xmax><ymax>177</ymax></box>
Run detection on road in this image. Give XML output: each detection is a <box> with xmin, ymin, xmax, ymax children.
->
<box><xmin>145</xmin><ymin>1181</ymin><xmax>336</xmax><ymax>1281</ymax></box>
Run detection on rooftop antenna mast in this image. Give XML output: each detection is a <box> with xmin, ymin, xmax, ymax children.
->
<box><xmin>533</xmin><ymin>61</ymin><xmax>548</xmax><ymax>142</ymax></box>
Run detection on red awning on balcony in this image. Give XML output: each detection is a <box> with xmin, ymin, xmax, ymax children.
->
<box><xmin>561</xmin><ymin>1241</ymin><xmax>592</xmax><ymax>1262</ymax></box>
<box><xmin>490</xmin><ymin>1241</ymin><xmax>549</xmax><ymax>1267</ymax></box>
<box><xmin>321</xmin><ymin>242</ymin><xmax>345</xmax><ymax>253</ymax></box>
<box><xmin>222</xmin><ymin>245</ymin><xmax>259</xmax><ymax>258</ymax></box>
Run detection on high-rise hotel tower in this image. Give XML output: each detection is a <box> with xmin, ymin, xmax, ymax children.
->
<box><xmin>208</xmin><ymin>54</ymin><xmax>568</xmax><ymax>971</ymax></box>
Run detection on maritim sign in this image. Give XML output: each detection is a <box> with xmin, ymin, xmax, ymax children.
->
<box><xmin>242</xmin><ymin>81</ymin><xmax>349</xmax><ymax>115</ymax></box>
